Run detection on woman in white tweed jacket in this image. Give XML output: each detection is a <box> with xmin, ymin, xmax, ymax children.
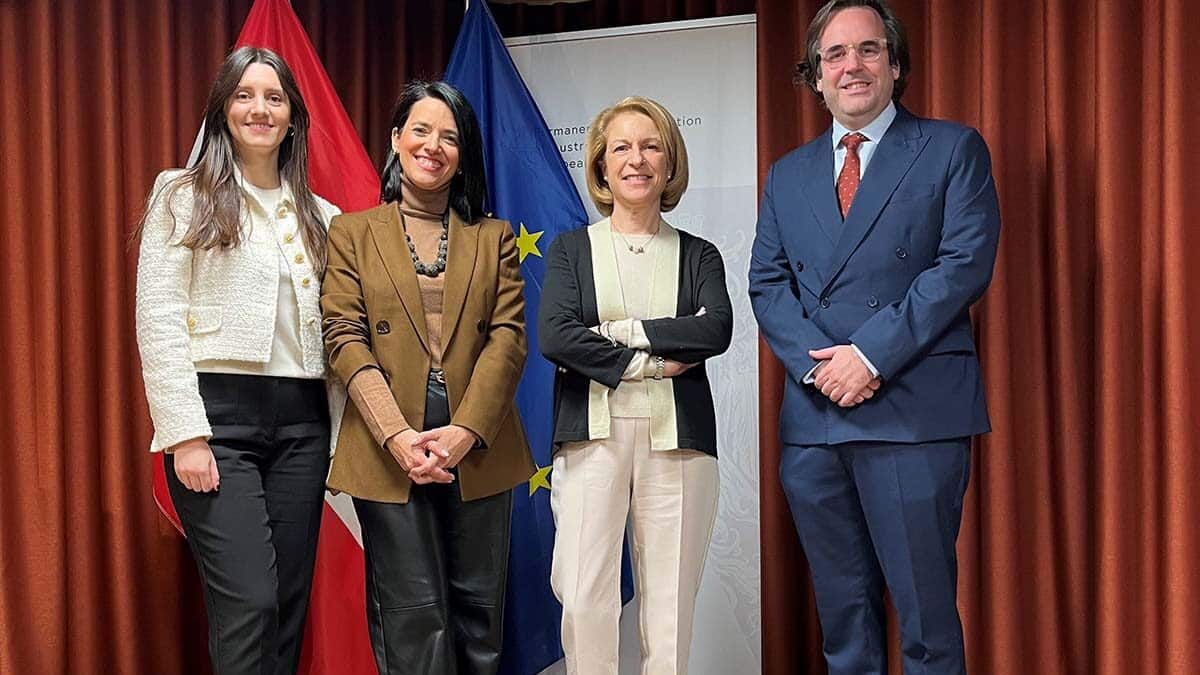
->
<box><xmin>133</xmin><ymin>47</ymin><xmax>340</xmax><ymax>675</ymax></box>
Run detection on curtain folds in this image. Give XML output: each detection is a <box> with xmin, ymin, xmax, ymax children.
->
<box><xmin>0</xmin><ymin>2</ymin><xmax>461</xmax><ymax>673</ymax></box>
<box><xmin>491</xmin><ymin>0</ymin><xmax>754</xmax><ymax>37</ymax></box>
<box><xmin>1</xmin><ymin>1</ymin><xmax>1196</xmax><ymax>673</ymax></box>
<box><xmin>756</xmin><ymin>1</ymin><xmax>1200</xmax><ymax>674</ymax></box>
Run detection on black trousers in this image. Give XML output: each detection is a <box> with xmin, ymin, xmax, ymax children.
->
<box><xmin>353</xmin><ymin>373</ymin><xmax>513</xmax><ymax>675</ymax></box>
<box><xmin>165</xmin><ymin>373</ymin><xmax>330</xmax><ymax>675</ymax></box>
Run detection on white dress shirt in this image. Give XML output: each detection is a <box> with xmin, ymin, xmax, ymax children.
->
<box><xmin>831</xmin><ymin>101</ymin><xmax>897</xmax><ymax>184</ymax></box>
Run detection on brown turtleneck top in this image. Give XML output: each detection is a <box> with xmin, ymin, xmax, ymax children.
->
<box><xmin>345</xmin><ymin>176</ymin><xmax>451</xmax><ymax>447</ymax></box>
<box><xmin>400</xmin><ymin>175</ymin><xmax>450</xmax><ymax>369</ymax></box>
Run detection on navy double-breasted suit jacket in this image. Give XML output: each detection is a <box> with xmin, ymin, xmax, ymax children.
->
<box><xmin>749</xmin><ymin>105</ymin><xmax>1001</xmax><ymax>447</ymax></box>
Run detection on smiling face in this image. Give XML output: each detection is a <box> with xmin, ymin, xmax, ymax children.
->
<box><xmin>815</xmin><ymin>6</ymin><xmax>899</xmax><ymax>130</ymax></box>
<box><xmin>224</xmin><ymin>62</ymin><xmax>291</xmax><ymax>162</ymax></box>
<box><xmin>392</xmin><ymin>96</ymin><xmax>460</xmax><ymax>192</ymax></box>
<box><xmin>601</xmin><ymin>111</ymin><xmax>669</xmax><ymax>212</ymax></box>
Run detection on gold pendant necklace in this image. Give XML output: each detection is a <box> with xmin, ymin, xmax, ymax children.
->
<box><xmin>613</xmin><ymin>226</ymin><xmax>657</xmax><ymax>255</ymax></box>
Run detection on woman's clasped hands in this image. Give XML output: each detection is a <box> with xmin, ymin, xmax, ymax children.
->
<box><xmin>385</xmin><ymin>425</ymin><xmax>479</xmax><ymax>484</ymax></box>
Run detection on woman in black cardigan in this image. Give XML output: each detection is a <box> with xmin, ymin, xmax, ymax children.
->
<box><xmin>538</xmin><ymin>96</ymin><xmax>732</xmax><ymax>675</ymax></box>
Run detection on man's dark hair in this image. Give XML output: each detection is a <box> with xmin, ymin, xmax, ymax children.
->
<box><xmin>793</xmin><ymin>0</ymin><xmax>911</xmax><ymax>102</ymax></box>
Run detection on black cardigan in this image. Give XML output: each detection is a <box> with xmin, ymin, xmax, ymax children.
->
<box><xmin>538</xmin><ymin>225</ymin><xmax>733</xmax><ymax>457</ymax></box>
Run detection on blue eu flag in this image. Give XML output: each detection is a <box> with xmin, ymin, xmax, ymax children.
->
<box><xmin>446</xmin><ymin>3</ymin><xmax>634</xmax><ymax>673</ymax></box>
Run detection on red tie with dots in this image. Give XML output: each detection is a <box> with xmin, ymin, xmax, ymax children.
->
<box><xmin>837</xmin><ymin>132</ymin><xmax>867</xmax><ymax>219</ymax></box>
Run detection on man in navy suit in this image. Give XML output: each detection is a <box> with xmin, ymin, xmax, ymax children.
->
<box><xmin>749</xmin><ymin>1</ymin><xmax>1000</xmax><ymax>673</ymax></box>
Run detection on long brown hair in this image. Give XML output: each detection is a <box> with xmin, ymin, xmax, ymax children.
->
<box><xmin>135</xmin><ymin>46</ymin><xmax>328</xmax><ymax>271</ymax></box>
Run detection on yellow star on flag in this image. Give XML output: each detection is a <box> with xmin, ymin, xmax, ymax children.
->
<box><xmin>515</xmin><ymin>222</ymin><xmax>544</xmax><ymax>263</ymax></box>
<box><xmin>528</xmin><ymin>465</ymin><xmax>552</xmax><ymax>496</ymax></box>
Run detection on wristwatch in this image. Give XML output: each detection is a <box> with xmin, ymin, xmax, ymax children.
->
<box><xmin>653</xmin><ymin>355</ymin><xmax>665</xmax><ymax>380</ymax></box>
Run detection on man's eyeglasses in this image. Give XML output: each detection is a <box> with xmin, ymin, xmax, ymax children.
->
<box><xmin>819</xmin><ymin>39</ymin><xmax>888</xmax><ymax>65</ymax></box>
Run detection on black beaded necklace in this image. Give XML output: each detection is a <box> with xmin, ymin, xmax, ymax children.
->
<box><xmin>400</xmin><ymin>209</ymin><xmax>449</xmax><ymax>277</ymax></box>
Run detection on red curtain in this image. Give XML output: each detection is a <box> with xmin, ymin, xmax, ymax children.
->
<box><xmin>2</xmin><ymin>1</ymin><xmax>1197</xmax><ymax>673</ymax></box>
<box><xmin>0</xmin><ymin>2</ymin><xmax>462</xmax><ymax>673</ymax></box>
<box><xmin>490</xmin><ymin>0</ymin><xmax>753</xmax><ymax>35</ymax></box>
<box><xmin>757</xmin><ymin>1</ymin><xmax>1200</xmax><ymax>674</ymax></box>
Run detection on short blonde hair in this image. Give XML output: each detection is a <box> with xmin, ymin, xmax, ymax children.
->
<box><xmin>584</xmin><ymin>96</ymin><xmax>690</xmax><ymax>216</ymax></box>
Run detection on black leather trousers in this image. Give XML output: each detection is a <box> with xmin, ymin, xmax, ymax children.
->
<box><xmin>353</xmin><ymin>371</ymin><xmax>513</xmax><ymax>675</ymax></box>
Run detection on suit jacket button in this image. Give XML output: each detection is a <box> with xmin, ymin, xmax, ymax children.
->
<box><xmin>795</xmin><ymin>260</ymin><xmax>804</xmax><ymax>272</ymax></box>
<box><xmin>375</xmin><ymin>320</ymin><xmax>390</xmax><ymax>335</ymax></box>
<box><xmin>477</xmin><ymin>319</ymin><xmax>487</xmax><ymax>333</ymax></box>
<box><xmin>819</xmin><ymin>297</ymin><xmax>831</xmax><ymax>309</ymax></box>
<box><xmin>895</xmin><ymin>247</ymin><xmax>908</xmax><ymax>259</ymax></box>
<box><xmin>868</xmin><ymin>296</ymin><xmax>879</xmax><ymax>308</ymax></box>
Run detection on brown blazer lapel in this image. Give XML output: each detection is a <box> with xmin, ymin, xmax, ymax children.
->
<box><xmin>367</xmin><ymin>202</ymin><xmax>430</xmax><ymax>352</ymax></box>
<box><xmin>440</xmin><ymin>210</ymin><xmax>479</xmax><ymax>348</ymax></box>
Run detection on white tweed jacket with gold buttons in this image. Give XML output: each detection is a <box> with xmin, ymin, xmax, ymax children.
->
<box><xmin>135</xmin><ymin>168</ymin><xmax>341</xmax><ymax>453</ymax></box>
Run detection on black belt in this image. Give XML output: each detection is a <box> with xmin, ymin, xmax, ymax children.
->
<box><xmin>424</xmin><ymin>369</ymin><xmax>450</xmax><ymax>429</ymax></box>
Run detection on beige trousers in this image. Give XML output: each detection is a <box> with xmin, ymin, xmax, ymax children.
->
<box><xmin>550</xmin><ymin>417</ymin><xmax>720</xmax><ymax>675</ymax></box>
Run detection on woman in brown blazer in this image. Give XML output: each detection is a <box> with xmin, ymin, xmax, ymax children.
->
<box><xmin>320</xmin><ymin>80</ymin><xmax>535</xmax><ymax>675</ymax></box>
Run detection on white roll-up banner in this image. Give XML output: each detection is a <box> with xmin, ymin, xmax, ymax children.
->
<box><xmin>507</xmin><ymin>15</ymin><xmax>761</xmax><ymax>674</ymax></box>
